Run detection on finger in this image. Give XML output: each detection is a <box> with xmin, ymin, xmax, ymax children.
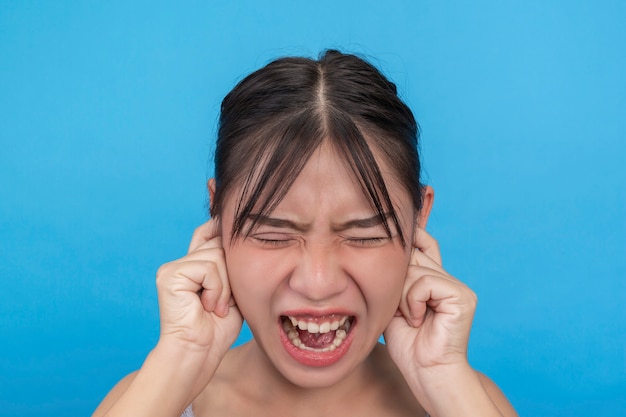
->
<box><xmin>197</xmin><ymin>261</ymin><xmax>225</xmax><ymax>313</ymax></box>
<box><xmin>188</xmin><ymin>219</ymin><xmax>220</xmax><ymax>253</ymax></box>
<box><xmin>176</xmin><ymin>243</ymin><xmax>232</xmax><ymax>317</ymax></box>
<box><xmin>410</xmin><ymin>248</ymin><xmax>443</xmax><ymax>272</ymax></box>
<box><xmin>399</xmin><ymin>269</ymin><xmax>470</xmax><ymax>327</ymax></box>
<box><xmin>382</xmin><ymin>313</ymin><xmax>410</xmax><ymax>344</ymax></box>
<box><xmin>182</xmin><ymin>237</ymin><xmax>224</xmax><ymax>259</ymax></box>
<box><xmin>213</xmin><ymin>263</ymin><xmax>233</xmax><ymax>318</ymax></box>
<box><xmin>409</xmin><ymin>251</ymin><xmax>462</xmax><ymax>287</ymax></box>
<box><xmin>159</xmin><ymin>259</ymin><xmax>224</xmax><ymax>293</ymax></box>
<box><xmin>158</xmin><ymin>256</ymin><xmax>230</xmax><ymax>315</ymax></box>
<box><xmin>195</xmin><ymin>253</ymin><xmax>231</xmax><ymax>318</ymax></box>
<box><xmin>398</xmin><ymin>268</ymin><xmax>430</xmax><ymax>328</ymax></box>
<box><xmin>410</xmin><ymin>252</ymin><xmax>467</xmax><ymax>288</ymax></box>
<box><xmin>412</xmin><ymin>228</ymin><xmax>442</xmax><ymax>266</ymax></box>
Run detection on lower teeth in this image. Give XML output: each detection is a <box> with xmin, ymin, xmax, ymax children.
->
<box><xmin>283</xmin><ymin>317</ymin><xmax>352</xmax><ymax>352</ymax></box>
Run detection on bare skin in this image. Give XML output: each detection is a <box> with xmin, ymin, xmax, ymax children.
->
<box><xmin>191</xmin><ymin>343</ymin><xmax>425</xmax><ymax>417</ymax></box>
<box><xmin>95</xmin><ymin>344</ymin><xmax>425</xmax><ymax>417</ymax></box>
<box><xmin>93</xmin><ymin>144</ymin><xmax>517</xmax><ymax>417</ymax></box>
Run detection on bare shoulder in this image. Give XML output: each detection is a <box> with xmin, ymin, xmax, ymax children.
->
<box><xmin>191</xmin><ymin>345</ymin><xmax>252</xmax><ymax>417</ymax></box>
<box><xmin>477</xmin><ymin>372</ymin><xmax>518</xmax><ymax>417</ymax></box>
<box><xmin>92</xmin><ymin>371</ymin><xmax>138</xmax><ymax>417</ymax></box>
<box><xmin>368</xmin><ymin>344</ymin><xmax>427</xmax><ymax>416</ymax></box>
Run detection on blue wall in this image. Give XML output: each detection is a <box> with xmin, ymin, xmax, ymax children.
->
<box><xmin>1</xmin><ymin>1</ymin><xmax>624</xmax><ymax>415</ymax></box>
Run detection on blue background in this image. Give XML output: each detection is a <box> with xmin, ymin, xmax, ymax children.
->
<box><xmin>1</xmin><ymin>1</ymin><xmax>625</xmax><ymax>415</ymax></box>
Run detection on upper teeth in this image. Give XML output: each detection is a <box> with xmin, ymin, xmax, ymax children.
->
<box><xmin>282</xmin><ymin>315</ymin><xmax>353</xmax><ymax>352</ymax></box>
<box><xmin>290</xmin><ymin>315</ymin><xmax>349</xmax><ymax>334</ymax></box>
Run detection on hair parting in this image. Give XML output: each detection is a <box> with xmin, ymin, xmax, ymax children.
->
<box><xmin>211</xmin><ymin>49</ymin><xmax>424</xmax><ymax>246</ymax></box>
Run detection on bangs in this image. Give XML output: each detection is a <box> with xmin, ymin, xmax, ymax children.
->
<box><xmin>228</xmin><ymin>108</ymin><xmax>324</xmax><ymax>238</ymax></box>
<box><xmin>228</xmin><ymin>106</ymin><xmax>407</xmax><ymax>247</ymax></box>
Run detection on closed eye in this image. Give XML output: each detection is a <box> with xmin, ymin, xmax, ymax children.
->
<box><xmin>346</xmin><ymin>237</ymin><xmax>389</xmax><ymax>247</ymax></box>
<box><xmin>251</xmin><ymin>233</ymin><xmax>294</xmax><ymax>248</ymax></box>
<box><xmin>254</xmin><ymin>238</ymin><xmax>290</xmax><ymax>247</ymax></box>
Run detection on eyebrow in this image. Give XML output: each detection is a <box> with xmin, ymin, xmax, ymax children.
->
<box><xmin>247</xmin><ymin>214</ymin><xmax>310</xmax><ymax>232</ymax></box>
<box><xmin>332</xmin><ymin>213</ymin><xmax>390</xmax><ymax>232</ymax></box>
<box><xmin>247</xmin><ymin>213</ymin><xmax>390</xmax><ymax>233</ymax></box>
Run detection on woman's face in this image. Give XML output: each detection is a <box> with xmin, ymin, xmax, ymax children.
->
<box><xmin>219</xmin><ymin>143</ymin><xmax>418</xmax><ymax>388</ymax></box>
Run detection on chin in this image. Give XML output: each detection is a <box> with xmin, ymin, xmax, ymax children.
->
<box><xmin>255</xmin><ymin>318</ymin><xmax>378</xmax><ymax>390</ymax></box>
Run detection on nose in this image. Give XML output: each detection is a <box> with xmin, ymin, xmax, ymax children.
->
<box><xmin>288</xmin><ymin>242</ymin><xmax>349</xmax><ymax>301</ymax></box>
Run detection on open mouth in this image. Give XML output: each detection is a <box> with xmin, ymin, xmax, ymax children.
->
<box><xmin>280</xmin><ymin>314</ymin><xmax>355</xmax><ymax>352</ymax></box>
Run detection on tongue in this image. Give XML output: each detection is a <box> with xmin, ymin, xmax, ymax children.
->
<box><xmin>298</xmin><ymin>329</ymin><xmax>336</xmax><ymax>349</ymax></box>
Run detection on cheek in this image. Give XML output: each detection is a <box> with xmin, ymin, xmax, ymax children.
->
<box><xmin>224</xmin><ymin>246</ymin><xmax>291</xmax><ymax>300</ymax></box>
<box><xmin>225</xmin><ymin>241</ymin><xmax>410</xmax><ymax>318</ymax></box>
<box><xmin>343</xmin><ymin>247</ymin><xmax>410</xmax><ymax>303</ymax></box>
<box><xmin>224</xmin><ymin>248</ymin><xmax>265</xmax><ymax>324</ymax></box>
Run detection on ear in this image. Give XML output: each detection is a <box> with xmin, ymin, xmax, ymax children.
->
<box><xmin>416</xmin><ymin>185</ymin><xmax>434</xmax><ymax>229</ymax></box>
<box><xmin>207</xmin><ymin>178</ymin><xmax>217</xmax><ymax>213</ymax></box>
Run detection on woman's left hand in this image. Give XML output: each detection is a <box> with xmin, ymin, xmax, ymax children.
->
<box><xmin>384</xmin><ymin>228</ymin><xmax>518</xmax><ymax>417</ymax></box>
<box><xmin>384</xmin><ymin>227</ymin><xmax>477</xmax><ymax>379</ymax></box>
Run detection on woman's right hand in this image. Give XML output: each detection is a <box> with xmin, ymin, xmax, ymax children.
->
<box><xmin>93</xmin><ymin>220</ymin><xmax>242</xmax><ymax>417</ymax></box>
<box><xmin>156</xmin><ymin>219</ymin><xmax>243</xmax><ymax>360</ymax></box>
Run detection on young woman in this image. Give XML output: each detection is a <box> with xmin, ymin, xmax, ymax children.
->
<box><xmin>93</xmin><ymin>50</ymin><xmax>518</xmax><ymax>417</ymax></box>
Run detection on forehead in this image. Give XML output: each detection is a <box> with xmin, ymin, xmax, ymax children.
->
<box><xmin>271</xmin><ymin>144</ymin><xmax>374</xmax><ymax>216</ymax></box>
<box><xmin>231</xmin><ymin>141</ymin><xmax>412</xmax><ymax>219</ymax></box>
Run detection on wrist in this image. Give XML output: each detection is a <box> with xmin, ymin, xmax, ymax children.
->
<box><xmin>404</xmin><ymin>363</ymin><xmax>504</xmax><ymax>417</ymax></box>
<box><xmin>102</xmin><ymin>343</ymin><xmax>217</xmax><ymax>417</ymax></box>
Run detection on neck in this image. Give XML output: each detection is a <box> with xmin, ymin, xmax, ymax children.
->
<box><xmin>239</xmin><ymin>340</ymin><xmax>381</xmax><ymax>412</ymax></box>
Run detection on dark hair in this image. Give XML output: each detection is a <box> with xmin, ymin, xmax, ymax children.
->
<box><xmin>211</xmin><ymin>49</ymin><xmax>423</xmax><ymax>246</ymax></box>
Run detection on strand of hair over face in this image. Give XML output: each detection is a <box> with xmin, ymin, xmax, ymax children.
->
<box><xmin>211</xmin><ymin>50</ymin><xmax>424</xmax><ymax>247</ymax></box>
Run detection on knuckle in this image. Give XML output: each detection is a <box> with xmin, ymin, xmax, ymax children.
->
<box><xmin>417</xmin><ymin>273</ymin><xmax>435</xmax><ymax>285</ymax></box>
<box><xmin>205</xmin><ymin>260</ymin><xmax>220</xmax><ymax>276</ymax></box>
<box><xmin>464</xmin><ymin>287</ymin><xmax>478</xmax><ymax>306</ymax></box>
<box><xmin>470</xmin><ymin>290</ymin><xmax>478</xmax><ymax>304</ymax></box>
<box><xmin>193</xmin><ymin>223</ymin><xmax>205</xmax><ymax>237</ymax></box>
<box><xmin>156</xmin><ymin>262</ymin><xmax>173</xmax><ymax>283</ymax></box>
